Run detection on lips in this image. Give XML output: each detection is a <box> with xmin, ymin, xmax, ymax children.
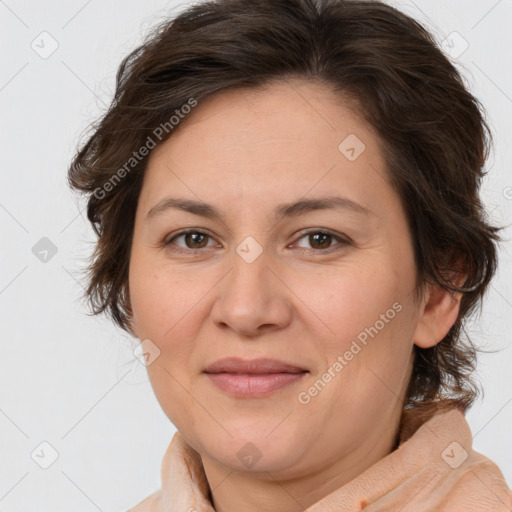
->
<box><xmin>203</xmin><ymin>357</ymin><xmax>307</xmax><ymax>374</ymax></box>
<box><xmin>203</xmin><ymin>357</ymin><xmax>309</xmax><ymax>397</ymax></box>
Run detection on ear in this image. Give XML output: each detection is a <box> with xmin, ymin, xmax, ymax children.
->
<box><xmin>413</xmin><ymin>281</ymin><xmax>463</xmax><ymax>349</ymax></box>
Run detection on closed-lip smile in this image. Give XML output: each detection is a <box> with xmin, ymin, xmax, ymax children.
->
<box><xmin>203</xmin><ymin>357</ymin><xmax>309</xmax><ymax>397</ymax></box>
<box><xmin>204</xmin><ymin>357</ymin><xmax>307</xmax><ymax>374</ymax></box>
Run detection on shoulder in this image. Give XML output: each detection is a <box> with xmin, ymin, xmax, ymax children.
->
<box><xmin>126</xmin><ymin>489</ymin><xmax>164</xmax><ymax>512</ymax></box>
<box><xmin>447</xmin><ymin>449</ymin><xmax>512</xmax><ymax>511</ymax></box>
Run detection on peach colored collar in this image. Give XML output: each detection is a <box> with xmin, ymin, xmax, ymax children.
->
<box><xmin>130</xmin><ymin>407</ymin><xmax>511</xmax><ymax>511</ymax></box>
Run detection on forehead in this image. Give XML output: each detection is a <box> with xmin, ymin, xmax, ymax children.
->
<box><xmin>152</xmin><ymin>79</ymin><xmax>375</xmax><ymax>156</ymax></box>
<box><xmin>138</xmin><ymin>79</ymin><xmax>394</xmax><ymax>219</ymax></box>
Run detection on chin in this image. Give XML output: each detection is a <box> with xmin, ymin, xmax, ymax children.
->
<box><xmin>195</xmin><ymin>426</ymin><xmax>306</xmax><ymax>473</ymax></box>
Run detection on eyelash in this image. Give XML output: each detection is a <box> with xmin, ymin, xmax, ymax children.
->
<box><xmin>163</xmin><ymin>228</ymin><xmax>350</xmax><ymax>255</ymax></box>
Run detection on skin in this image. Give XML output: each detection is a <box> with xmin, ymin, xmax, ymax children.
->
<box><xmin>128</xmin><ymin>79</ymin><xmax>462</xmax><ymax>512</ymax></box>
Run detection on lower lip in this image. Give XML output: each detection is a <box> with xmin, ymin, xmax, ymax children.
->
<box><xmin>204</xmin><ymin>372</ymin><xmax>308</xmax><ymax>397</ymax></box>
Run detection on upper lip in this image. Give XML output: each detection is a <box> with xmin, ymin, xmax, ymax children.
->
<box><xmin>204</xmin><ymin>357</ymin><xmax>308</xmax><ymax>374</ymax></box>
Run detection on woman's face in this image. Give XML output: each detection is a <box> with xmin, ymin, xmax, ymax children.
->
<box><xmin>128</xmin><ymin>79</ymin><xmax>447</xmax><ymax>480</ymax></box>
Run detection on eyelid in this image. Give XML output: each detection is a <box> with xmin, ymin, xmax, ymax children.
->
<box><xmin>164</xmin><ymin>227</ymin><xmax>351</xmax><ymax>253</ymax></box>
<box><xmin>293</xmin><ymin>228</ymin><xmax>351</xmax><ymax>245</ymax></box>
<box><xmin>164</xmin><ymin>228</ymin><xmax>219</xmax><ymax>250</ymax></box>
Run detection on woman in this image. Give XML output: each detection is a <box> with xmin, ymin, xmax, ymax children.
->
<box><xmin>67</xmin><ymin>0</ymin><xmax>511</xmax><ymax>510</ymax></box>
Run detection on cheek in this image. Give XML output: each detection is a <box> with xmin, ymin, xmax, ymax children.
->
<box><xmin>129</xmin><ymin>260</ymin><xmax>206</xmax><ymax>425</ymax></box>
<box><xmin>329</xmin><ymin>303</ymin><xmax>415</xmax><ymax>417</ymax></box>
<box><xmin>291</xmin><ymin>259</ymin><xmax>405</xmax><ymax>349</ymax></box>
<box><xmin>129</xmin><ymin>258</ymin><xmax>202</xmax><ymax>340</ymax></box>
<box><xmin>297</xmin><ymin>257</ymin><xmax>415</xmax><ymax>400</ymax></box>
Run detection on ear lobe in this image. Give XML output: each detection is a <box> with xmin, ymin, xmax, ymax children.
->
<box><xmin>413</xmin><ymin>282</ymin><xmax>463</xmax><ymax>349</ymax></box>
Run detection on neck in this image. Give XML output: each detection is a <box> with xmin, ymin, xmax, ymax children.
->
<box><xmin>200</xmin><ymin>415</ymin><xmax>400</xmax><ymax>512</ymax></box>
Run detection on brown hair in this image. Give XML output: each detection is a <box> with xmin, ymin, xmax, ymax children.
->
<box><xmin>67</xmin><ymin>0</ymin><xmax>502</xmax><ymax>412</ymax></box>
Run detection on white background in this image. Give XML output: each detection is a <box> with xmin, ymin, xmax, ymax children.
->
<box><xmin>1</xmin><ymin>0</ymin><xmax>511</xmax><ymax>510</ymax></box>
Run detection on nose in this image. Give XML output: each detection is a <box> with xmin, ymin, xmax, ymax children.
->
<box><xmin>210</xmin><ymin>244</ymin><xmax>293</xmax><ymax>338</ymax></box>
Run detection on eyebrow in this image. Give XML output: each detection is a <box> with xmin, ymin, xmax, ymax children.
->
<box><xmin>145</xmin><ymin>195</ymin><xmax>374</xmax><ymax>222</ymax></box>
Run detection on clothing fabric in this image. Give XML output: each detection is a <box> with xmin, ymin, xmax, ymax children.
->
<box><xmin>128</xmin><ymin>405</ymin><xmax>511</xmax><ymax>511</ymax></box>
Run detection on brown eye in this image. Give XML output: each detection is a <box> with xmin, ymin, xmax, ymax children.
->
<box><xmin>308</xmin><ymin>232</ymin><xmax>333</xmax><ymax>250</ymax></box>
<box><xmin>164</xmin><ymin>228</ymin><xmax>348</xmax><ymax>255</ymax></box>
<box><xmin>165</xmin><ymin>230</ymin><xmax>215</xmax><ymax>251</ymax></box>
<box><xmin>295</xmin><ymin>230</ymin><xmax>348</xmax><ymax>252</ymax></box>
<box><xmin>182</xmin><ymin>232</ymin><xmax>209</xmax><ymax>249</ymax></box>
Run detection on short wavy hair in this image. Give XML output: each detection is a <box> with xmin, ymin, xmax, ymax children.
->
<box><xmin>67</xmin><ymin>0</ymin><xmax>502</xmax><ymax>413</ymax></box>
